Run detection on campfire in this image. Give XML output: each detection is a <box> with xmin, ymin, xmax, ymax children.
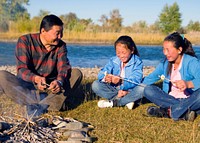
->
<box><xmin>0</xmin><ymin>110</ymin><xmax>96</xmax><ymax>143</ymax></box>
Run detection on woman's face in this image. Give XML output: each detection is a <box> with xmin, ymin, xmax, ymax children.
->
<box><xmin>163</xmin><ymin>41</ymin><xmax>182</xmax><ymax>62</ymax></box>
<box><xmin>116</xmin><ymin>43</ymin><xmax>133</xmax><ymax>63</ymax></box>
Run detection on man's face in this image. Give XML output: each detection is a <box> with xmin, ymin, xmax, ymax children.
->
<box><xmin>41</xmin><ymin>25</ymin><xmax>63</xmax><ymax>46</ymax></box>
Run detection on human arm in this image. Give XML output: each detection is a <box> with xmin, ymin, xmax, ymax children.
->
<box><xmin>97</xmin><ymin>57</ymin><xmax>116</xmax><ymax>81</ymax></box>
<box><xmin>55</xmin><ymin>44</ymin><xmax>71</xmax><ymax>84</ymax></box>
<box><xmin>46</xmin><ymin>43</ymin><xmax>71</xmax><ymax>93</ymax></box>
<box><xmin>142</xmin><ymin>60</ymin><xmax>167</xmax><ymax>85</ymax></box>
<box><xmin>177</xmin><ymin>56</ymin><xmax>200</xmax><ymax>91</ymax></box>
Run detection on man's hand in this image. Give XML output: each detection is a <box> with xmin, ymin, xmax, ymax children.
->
<box><xmin>48</xmin><ymin>80</ymin><xmax>62</xmax><ymax>94</ymax></box>
<box><xmin>34</xmin><ymin>75</ymin><xmax>47</xmax><ymax>91</ymax></box>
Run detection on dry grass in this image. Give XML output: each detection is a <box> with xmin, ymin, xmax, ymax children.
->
<box><xmin>1</xmin><ymin>31</ymin><xmax>200</xmax><ymax>45</ymax></box>
<box><xmin>62</xmin><ymin>32</ymin><xmax>165</xmax><ymax>45</ymax></box>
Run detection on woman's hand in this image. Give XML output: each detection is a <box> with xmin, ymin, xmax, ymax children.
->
<box><xmin>105</xmin><ymin>74</ymin><xmax>121</xmax><ymax>84</ymax></box>
<box><xmin>174</xmin><ymin>80</ymin><xmax>187</xmax><ymax>92</ymax></box>
<box><xmin>105</xmin><ymin>74</ymin><xmax>112</xmax><ymax>83</ymax></box>
<box><xmin>111</xmin><ymin>75</ymin><xmax>121</xmax><ymax>84</ymax></box>
<box><xmin>117</xmin><ymin>90</ymin><xmax>129</xmax><ymax>98</ymax></box>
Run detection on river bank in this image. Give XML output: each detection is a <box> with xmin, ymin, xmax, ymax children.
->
<box><xmin>0</xmin><ymin>65</ymin><xmax>155</xmax><ymax>79</ymax></box>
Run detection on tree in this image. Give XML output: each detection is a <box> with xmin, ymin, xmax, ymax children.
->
<box><xmin>99</xmin><ymin>9</ymin><xmax>123</xmax><ymax>32</ymax></box>
<box><xmin>0</xmin><ymin>0</ymin><xmax>30</xmax><ymax>32</ymax></box>
<box><xmin>157</xmin><ymin>2</ymin><xmax>182</xmax><ymax>34</ymax></box>
<box><xmin>99</xmin><ymin>14</ymin><xmax>109</xmax><ymax>32</ymax></box>
<box><xmin>186</xmin><ymin>20</ymin><xmax>200</xmax><ymax>31</ymax></box>
<box><xmin>0</xmin><ymin>0</ymin><xmax>30</xmax><ymax>21</ymax></box>
<box><xmin>60</xmin><ymin>13</ymin><xmax>78</xmax><ymax>31</ymax></box>
<box><xmin>131</xmin><ymin>20</ymin><xmax>148</xmax><ymax>33</ymax></box>
<box><xmin>108</xmin><ymin>9</ymin><xmax>123</xmax><ymax>32</ymax></box>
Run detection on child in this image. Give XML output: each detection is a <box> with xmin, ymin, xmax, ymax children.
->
<box><xmin>143</xmin><ymin>32</ymin><xmax>200</xmax><ymax>121</ymax></box>
<box><xmin>92</xmin><ymin>35</ymin><xmax>144</xmax><ymax>109</ymax></box>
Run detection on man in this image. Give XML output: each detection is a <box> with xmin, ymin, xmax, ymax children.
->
<box><xmin>0</xmin><ymin>14</ymin><xmax>82</xmax><ymax>116</ymax></box>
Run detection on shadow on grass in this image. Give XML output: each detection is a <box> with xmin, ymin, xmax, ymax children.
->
<box><xmin>64</xmin><ymin>78</ymin><xmax>99</xmax><ymax>110</ymax></box>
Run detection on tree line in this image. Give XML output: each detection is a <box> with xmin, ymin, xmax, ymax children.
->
<box><xmin>0</xmin><ymin>0</ymin><xmax>200</xmax><ymax>34</ymax></box>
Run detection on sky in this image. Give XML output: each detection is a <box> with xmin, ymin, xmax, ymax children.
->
<box><xmin>25</xmin><ymin>0</ymin><xmax>200</xmax><ymax>27</ymax></box>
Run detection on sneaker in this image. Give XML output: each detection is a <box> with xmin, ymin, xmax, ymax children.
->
<box><xmin>183</xmin><ymin>111</ymin><xmax>196</xmax><ymax>122</ymax></box>
<box><xmin>126</xmin><ymin>102</ymin><xmax>134</xmax><ymax>110</ymax></box>
<box><xmin>147</xmin><ymin>106</ymin><xmax>169</xmax><ymax>118</ymax></box>
<box><xmin>97</xmin><ymin>100</ymin><xmax>113</xmax><ymax>108</ymax></box>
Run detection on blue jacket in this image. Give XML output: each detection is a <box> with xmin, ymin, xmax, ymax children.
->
<box><xmin>142</xmin><ymin>54</ymin><xmax>200</xmax><ymax>94</ymax></box>
<box><xmin>98</xmin><ymin>54</ymin><xmax>143</xmax><ymax>91</ymax></box>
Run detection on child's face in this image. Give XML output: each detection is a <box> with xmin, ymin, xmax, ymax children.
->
<box><xmin>163</xmin><ymin>41</ymin><xmax>182</xmax><ymax>62</ymax></box>
<box><xmin>116</xmin><ymin>43</ymin><xmax>133</xmax><ymax>63</ymax></box>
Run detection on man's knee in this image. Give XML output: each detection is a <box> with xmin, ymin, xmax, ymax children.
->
<box><xmin>71</xmin><ymin>68</ymin><xmax>83</xmax><ymax>80</ymax></box>
<box><xmin>0</xmin><ymin>70</ymin><xmax>12</xmax><ymax>79</ymax></box>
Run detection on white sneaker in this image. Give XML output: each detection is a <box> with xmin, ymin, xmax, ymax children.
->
<box><xmin>97</xmin><ymin>100</ymin><xmax>113</xmax><ymax>108</ymax></box>
<box><xmin>126</xmin><ymin>102</ymin><xmax>134</xmax><ymax>110</ymax></box>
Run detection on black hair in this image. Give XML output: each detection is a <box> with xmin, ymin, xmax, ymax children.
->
<box><xmin>164</xmin><ymin>32</ymin><xmax>196</xmax><ymax>75</ymax></box>
<box><xmin>114</xmin><ymin>35</ymin><xmax>140</xmax><ymax>56</ymax></box>
<box><xmin>39</xmin><ymin>14</ymin><xmax>63</xmax><ymax>33</ymax></box>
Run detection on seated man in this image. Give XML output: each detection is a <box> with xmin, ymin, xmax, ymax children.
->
<box><xmin>0</xmin><ymin>14</ymin><xmax>82</xmax><ymax>116</ymax></box>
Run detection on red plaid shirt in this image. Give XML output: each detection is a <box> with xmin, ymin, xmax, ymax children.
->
<box><xmin>15</xmin><ymin>33</ymin><xmax>71</xmax><ymax>84</ymax></box>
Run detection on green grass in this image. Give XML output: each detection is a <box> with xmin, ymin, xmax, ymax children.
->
<box><xmin>57</xmin><ymin>79</ymin><xmax>200</xmax><ymax>143</ymax></box>
<box><xmin>60</xmin><ymin>100</ymin><xmax>200</xmax><ymax>143</ymax></box>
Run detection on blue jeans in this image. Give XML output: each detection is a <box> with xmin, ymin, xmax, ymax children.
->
<box><xmin>92</xmin><ymin>80</ymin><xmax>145</xmax><ymax>106</ymax></box>
<box><xmin>144</xmin><ymin>85</ymin><xmax>200</xmax><ymax>120</ymax></box>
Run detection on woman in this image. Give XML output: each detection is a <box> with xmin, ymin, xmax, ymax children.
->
<box><xmin>143</xmin><ymin>32</ymin><xmax>200</xmax><ymax>121</ymax></box>
<box><xmin>92</xmin><ymin>35</ymin><xmax>144</xmax><ymax>109</ymax></box>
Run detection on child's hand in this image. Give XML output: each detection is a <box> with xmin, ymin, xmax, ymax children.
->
<box><xmin>111</xmin><ymin>75</ymin><xmax>121</xmax><ymax>84</ymax></box>
<box><xmin>174</xmin><ymin>80</ymin><xmax>187</xmax><ymax>92</ymax></box>
<box><xmin>117</xmin><ymin>90</ymin><xmax>128</xmax><ymax>98</ymax></box>
<box><xmin>105</xmin><ymin>74</ymin><xmax>112</xmax><ymax>83</ymax></box>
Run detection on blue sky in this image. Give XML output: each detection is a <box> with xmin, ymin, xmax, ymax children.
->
<box><xmin>25</xmin><ymin>0</ymin><xmax>200</xmax><ymax>27</ymax></box>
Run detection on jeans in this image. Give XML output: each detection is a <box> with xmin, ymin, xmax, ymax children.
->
<box><xmin>144</xmin><ymin>85</ymin><xmax>200</xmax><ymax>120</ymax></box>
<box><xmin>92</xmin><ymin>80</ymin><xmax>145</xmax><ymax>106</ymax></box>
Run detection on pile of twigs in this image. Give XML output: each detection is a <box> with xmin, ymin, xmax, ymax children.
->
<box><xmin>0</xmin><ymin>110</ymin><xmax>96</xmax><ymax>143</ymax></box>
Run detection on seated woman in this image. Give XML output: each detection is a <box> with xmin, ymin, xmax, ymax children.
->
<box><xmin>92</xmin><ymin>35</ymin><xmax>144</xmax><ymax>109</ymax></box>
<box><xmin>143</xmin><ymin>32</ymin><xmax>200</xmax><ymax>121</ymax></box>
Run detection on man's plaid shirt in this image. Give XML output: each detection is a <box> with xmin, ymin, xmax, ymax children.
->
<box><xmin>15</xmin><ymin>33</ymin><xmax>71</xmax><ymax>84</ymax></box>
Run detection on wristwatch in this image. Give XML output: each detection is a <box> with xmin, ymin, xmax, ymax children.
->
<box><xmin>57</xmin><ymin>80</ymin><xmax>63</xmax><ymax>87</ymax></box>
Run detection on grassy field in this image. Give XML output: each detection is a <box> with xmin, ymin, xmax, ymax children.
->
<box><xmin>62</xmin><ymin>101</ymin><xmax>200</xmax><ymax>143</ymax></box>
<box><xmin>56</xmin><ymin>79</ymin><xmax>200</xmax><ymax>143</ymax></box>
